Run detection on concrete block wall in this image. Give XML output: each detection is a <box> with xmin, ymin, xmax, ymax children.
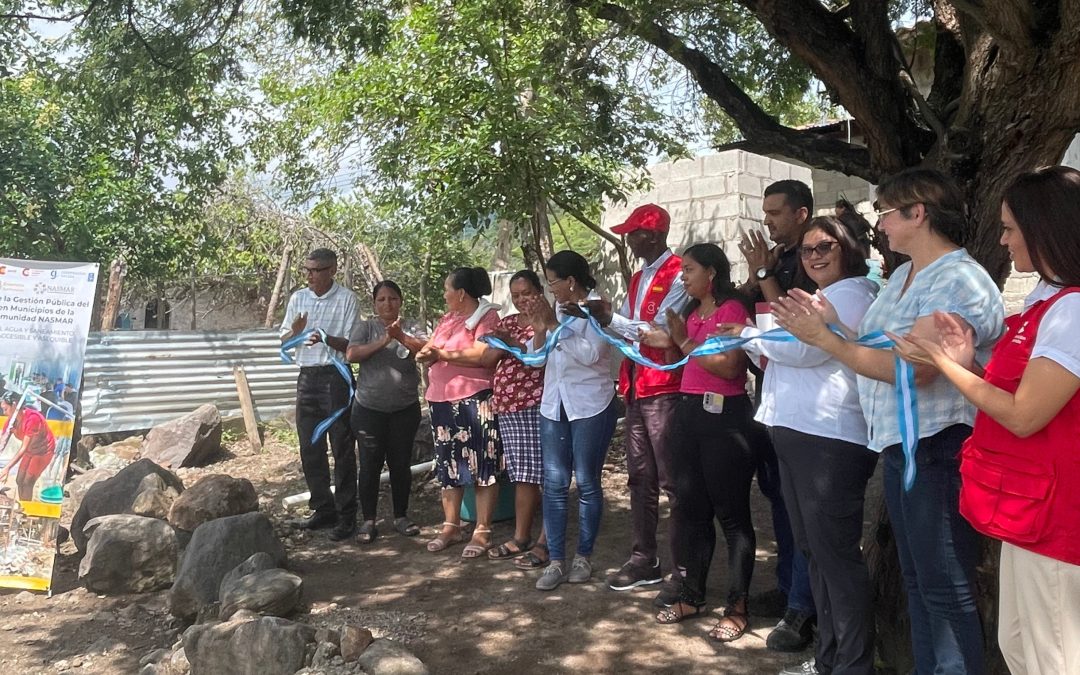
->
<box><xmin>811</xmin><ymin>168</ymin><xmax>875</xmax><ymax>214</ymax></box>
<box><xmin>598</xmin><ymin>151</ymin><xmax>813</xmax><ymax>289</ymax></box>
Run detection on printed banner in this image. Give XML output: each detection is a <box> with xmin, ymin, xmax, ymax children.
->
<box><xmin>0</xmin><ymin>258</ymin><xmax>98</xmax><ymax>592</ymax></box>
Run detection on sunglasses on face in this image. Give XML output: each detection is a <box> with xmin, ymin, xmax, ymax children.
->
<box><xmin>302</xmin><ymin>265</ymin><xmax>332</xmax><ymax>275</ymax></box>
<box><xmin>799</xmin><ymin>241</ymin><xmax>839</xmax><ymax>258</ymax></box>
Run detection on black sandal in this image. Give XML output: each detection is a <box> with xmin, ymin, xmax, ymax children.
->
<box><xmin>357</xmin><ymin>520</ymin><xmax>378</xmax><ymax>544</ymax></box>
<box><xmin>393</xmin><ymin>517</ymin><xmax>420</xmax><ymax>537</ymax></box>
<box><xmin>656</xmin><ymin>601</ymin><xmax>708</xmax><ymax>624</ymax></box>
<box><xmin>707</xmin><ymin>606</ymin><xmax>749</xmax><ymax>643</ymax></box>
<box><xmin>489</xmin><ymin>537</ymin><xmax>532</xmax><ymax>560</ymax></box>
<box><xmin>513</xmin><ymin>543</ymin><xmax>549</xmax><ymax>569</ymax></box>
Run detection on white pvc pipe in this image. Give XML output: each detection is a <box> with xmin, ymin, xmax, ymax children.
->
<box><xmin>281</xmin><ymin>460</ymin><xmax>435</xmax><ymax>509</ymax></box>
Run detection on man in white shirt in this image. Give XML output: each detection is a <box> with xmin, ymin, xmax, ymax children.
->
<box><xmin>280</xmin><ymin>248</ymin><xmax>361</xmax><ymax>541</ymax></box>
<box><xmin>578</xmin><ymin>204</ymin><xmax>690</xmax><ymax>595</ymax></box>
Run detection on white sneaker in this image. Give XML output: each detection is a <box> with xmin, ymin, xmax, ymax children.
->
<box><xmin>778</xmin><ymin>661</ymin><xmax>818</xmax><ymax>675</ymax></box>
<box><xmin>566</xmin><ymin>556</ymin><xmax>592</xmax><ymax>584</ymax></box>
<box><xmin>535</xmin><ymin>562</ymin><xmax>566</xmax><ymax>591</ymax></box>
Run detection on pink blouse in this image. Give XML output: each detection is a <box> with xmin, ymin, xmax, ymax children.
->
<box><xmin>680</xmin><ymin>299</ymin><xmax>749</xmax><ymax>396</ymax></box>
<box><xmin>425</xmin><ymin>309</ymin><xmax>500</xmax><ymax>403</ymax></box>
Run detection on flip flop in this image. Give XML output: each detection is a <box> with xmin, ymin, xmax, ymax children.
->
<box><xmin>488</xmin><ymin>537</ymin><xmax>532</xmax><ymax>560</ymax></box>
<box><xmin>514</xmin><ymin>544</ymin><xmax>549</xmax><ymax>570</ymax></box>
<box><xmin>461</xmin><ymin>526</ymin><xmax>492</xmax><ymax>560</ymax></box>
<box><xmin>426</xmin><ymin>522</ymin><xmax>466</xmax><ymax>552</ymax></box>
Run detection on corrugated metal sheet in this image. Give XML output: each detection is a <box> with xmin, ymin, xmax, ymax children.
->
<box><xmin>81</xmin><ymin>329</ymin><xmax>298</xmax><ymax>435</ymax></box>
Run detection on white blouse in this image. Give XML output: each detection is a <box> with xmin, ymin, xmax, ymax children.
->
<box><xmin>531</xmin><ymin>295</ymin><xmax>615</xmax><ymax>421</ymax></box>
<box><xmin>742</xmin><ymin>276</ymin><xmax>878</xmax><ymax>446</ymax></box>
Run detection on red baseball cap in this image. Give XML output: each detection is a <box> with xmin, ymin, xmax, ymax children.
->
<box><xmin>611</xmin><ymin>203</ymin><xmax>670</xmax><ymax>235</ymax></box>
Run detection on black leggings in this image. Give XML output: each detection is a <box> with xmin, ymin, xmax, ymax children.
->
<box><xmin>350</xmin><ymin>401</ymin><xmax>422</xmax><ymax>521</ymax></box>
<box><xmin>671</xmin><ymin>394</ymin><xmax>758</xmax><ymax>606</ymax></box>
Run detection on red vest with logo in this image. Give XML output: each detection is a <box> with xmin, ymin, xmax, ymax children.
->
<box><xmin>959</xmin><ymin>287</ymin><xmax>1080</xmax><ymax>565</ymax></box>
<box><xmin>617</xmin><ymin>254</ymin><xmax>683</xmax><ymax>400</ymax></box>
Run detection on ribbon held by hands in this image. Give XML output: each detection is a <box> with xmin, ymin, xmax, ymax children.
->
<box><xmin>485</xmin><ymin>307</ymin><xmax>921</xmax><ymax>490</ymax></box>
<box><xmin>280</xmin><ymin>329</ymin><xmax>355</xmax><ymax>444</ymax></box>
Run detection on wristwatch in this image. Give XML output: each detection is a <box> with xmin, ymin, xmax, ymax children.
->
<box><xmin>755</xmin><ymin>266</ymin><xmax>775</xmax><ymax>280</ymax></box>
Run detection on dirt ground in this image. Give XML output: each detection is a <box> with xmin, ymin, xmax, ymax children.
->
<box><xmin>0</xmin><ymin>421</ymin><xmax>886</xmax><ymax>675</ymax></box>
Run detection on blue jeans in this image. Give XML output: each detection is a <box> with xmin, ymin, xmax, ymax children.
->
<box><xmin>755</xmin><ymin>423</ymin><xmax>815</xmax><ymax>615</ymax></box>
<box><xmin>883</xmin><ymin>424</ymin><xmax>984</xmax><ymax>675</ymax></box>
<box><xmin>540</xmin><ymin>399</ymin><xmax>618</xmax><ymax>562</ymax></box>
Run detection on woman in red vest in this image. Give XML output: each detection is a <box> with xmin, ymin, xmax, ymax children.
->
<box><xmin>893</xmin><ymin>166</ymin><xmax>1080</xmax><ymax>675</ymax></box>
<box><xmin>0</xmin><ymin>392</ymin><xmax>56</xmax><ymax>501</ymax></box>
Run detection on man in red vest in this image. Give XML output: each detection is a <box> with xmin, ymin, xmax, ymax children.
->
<box><xmin>582</xmin><ymin>204</ymin><xmax>690</xmax><ymax>594</ymax></box>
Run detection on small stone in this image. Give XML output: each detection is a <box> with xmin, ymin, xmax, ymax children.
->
<box><xmin>14</xmin><ymin>591</ymin><xmax>35</xmax><ymax>603</ymax></box>
<box><xmin>339</xmin><ymin>626</ymin><xmax>374</xmax><ymax>662</ymax></box>
<box><xmin>311</xmin><ymin>641</ymin><xmax>339</xmax><ymax>667</ymax></box>
<box><xmin>314</xmin><ymin>627</ymin><xmax>341</xmax><ymax>646</ymax></box>
<box><xmin>54</xmin><ymin>659</ymin><xmax>69</xmax><ymax>671</ymax></box>
<box><xmin>139</xmin><ymin>649</ymin><xmax>168</xmax><ymax>666</ymax></box>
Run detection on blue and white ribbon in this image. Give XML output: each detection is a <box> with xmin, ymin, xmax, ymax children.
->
<box><xmin>280</xmin><ymin>329</ymin><xmax>355</xmax><ymax>444</ymax></box>
<box><xmin>478</xmin><ymin>315</ymin><xmax>577</xmax><ymax>366</ymax></box>
<box><xmin>487</xmin><ymin>311</ymin><xmax>921</xmax><ymax>490</ymax></box>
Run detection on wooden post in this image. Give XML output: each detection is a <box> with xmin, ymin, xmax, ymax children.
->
<box><xmin>100</xmin><ymin>258</ymin><xmax>127</xmax><ymax>332</ymax></box>
<box><xmin>264</xmin><ymin>244</ymin><xmax>293</xmax><ymax>328</ymax></box>
<box><xmin>232</xmin><ymin>366</ymin><xmax>263</xmax><ymax>452</ymax></box>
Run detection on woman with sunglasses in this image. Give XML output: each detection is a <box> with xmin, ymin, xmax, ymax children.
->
<box><xmin>727</xmin><ymin>217</ymin><xmax>879</xmax><ymax>674</ymax></box>
<box><xmin>775</xmin><ymin>169</ymin><xmax>1004</xmax><ymax>674</ymax></box>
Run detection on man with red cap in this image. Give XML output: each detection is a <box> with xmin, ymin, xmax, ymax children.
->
<box><xmin>575</xmin><ymin>203</ymin><xmax>689</xmax><ymax>595</ymax></box>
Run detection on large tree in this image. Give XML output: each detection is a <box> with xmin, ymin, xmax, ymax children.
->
<box><xmin>565</xmin><ymin>0</ymin><xmax>1080</xmax><ymax>283</ymax></box>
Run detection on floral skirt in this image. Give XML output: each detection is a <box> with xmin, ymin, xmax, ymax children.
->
<box><xmin>430</xmin><ymin>390</ymin><xmax>504</xmax><ymax>488</ymax></box>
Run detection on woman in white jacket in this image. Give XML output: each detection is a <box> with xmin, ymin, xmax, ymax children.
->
<box><xmin>725</xmin><ymin>216</ymin><xmax>879</xmax><ymax>675</ymax></box>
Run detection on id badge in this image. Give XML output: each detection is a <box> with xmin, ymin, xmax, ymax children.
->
<box><xmin>703</xmin><ymin>392</ymin><xmax>725</xmax><ymax>414</ymax></box>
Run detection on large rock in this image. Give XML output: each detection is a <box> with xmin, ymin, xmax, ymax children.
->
<box><xmin>89</xmin><ymin>436</ymin><xmax>143</xmax><ymax>470</ymax></box>
<box><xmin>168</xmin><ymin>474</ymin><xmax>258</xmax><ymax>532</ymax></box>
<box><xmin>217</xmin><ymin>552</ymin><xmax>278</xmax><ymax>601</ymax></box>
<box><xmin>183</xmin><ymin>614</ymin><xmax>316</xmax><ymax>675</ymax></box>
<box><xmin>356</xmin><ymin>639</ymin><xmax>429</xmax><ymax>675</ymax></box>
<box><xmin>79</xmin><ymin>514</ymin><xmax>178</xmax><ymax>594</ymax></box>
<box><xmin>70</xmin><ymin>459</ymin><xmax>185</xmax><ymax>553</ymax></box>
<box><xmin>142</xmin><ymin>404</ymin><xmax>223</xmax><ymax>469</ymax></box>
<box><xmin>219</xmin><ymin>569</ymin><xmax>302</xmax><ymax>620</ymax></box>
<box><xmin>62</xmin><ymin>468</ymin><xmax>116</xmax><ymax>527</ymax></box>
<box><xmin>169</xmin><ymin>512</ymin><xmax>287</xmax><ymax>621</ymax></box>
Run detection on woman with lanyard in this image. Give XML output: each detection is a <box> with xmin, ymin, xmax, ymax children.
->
<box><xmin>346</xmin><ymin>280</ymin><xmax>426</xmax><ymax>544</ymax></box>
<box><xmin>416</xmin><ymin>267</ymin><xmax>504</xmax><ymax>559</ymax></box>
<box><xmin>639</xmin><ymin>244</ymin><xmax>757</xmax><ymax>643</ymax></box>
<box><xmin>892</xmin><ymin>166</ymin><xmax>1080</xmax><ymax>675</ymax></box>
<box><xmin>530</xmin><ymin>251</ymin><xmax>618</xmax><ymax>591</ymax></box>
<box><xmin>775</xmin><ymin>168</ymin><xmax>1003</xmax><ymax>674</ymax></box>
<box><xmin>730</xmin><ymin>217</ymin><xmax>879</xmax><ymax>673</ymax></box>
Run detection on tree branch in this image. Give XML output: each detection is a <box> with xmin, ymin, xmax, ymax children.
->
<box><xmin>567</xmin><ymin>0</ymin><xmax>874</xmax><ymax>179</ymax></box>
<box><xmin>548</xmin><ymin>194</ymin><xmax>632</xmax><ymax>283</ymax></box>
<box><xmin>736</xmin><ymin>0</ymin><xmax>928</xmax><ymax>170</ymax></box>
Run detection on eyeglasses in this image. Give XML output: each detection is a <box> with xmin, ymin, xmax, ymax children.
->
<box><xmin>545</xmin><ymin>278</ymin><xmax>568</xmax><ymax>287</ymax></box>
<box><xmin>301</xmin><ymin>265</ymin><xmax>332</xmax><ymax>275</ymax></box>
<box><xmin>799</xmin><ymin>241</ymin><xmax>839</xmax><ymax>258</ymax></box>
<box><xmin>872</xmin><ymin>201</ymin><xmax>908</xmax><ymax>218</ymax></box>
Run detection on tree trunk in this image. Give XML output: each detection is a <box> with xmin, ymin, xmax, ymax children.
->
<box><xmin>264</xmin><ymin>244</ymin><xmax>293</xmax><ymax>329</ymax></box>
<box><xmin>99</xmin><ymin>259</ymin><xmax>126</xmax><ymax>332</ymax></box>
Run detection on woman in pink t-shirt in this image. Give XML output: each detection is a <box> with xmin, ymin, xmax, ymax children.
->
<box><xmin>641</xmin><ymin>243</ymin><xmax>756</xmax><ymax>643</ymax></box>
<box><xmin>416</xmin><ymin>267</ymin><xmax>504</xmax><ymax>558</ymax></box>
